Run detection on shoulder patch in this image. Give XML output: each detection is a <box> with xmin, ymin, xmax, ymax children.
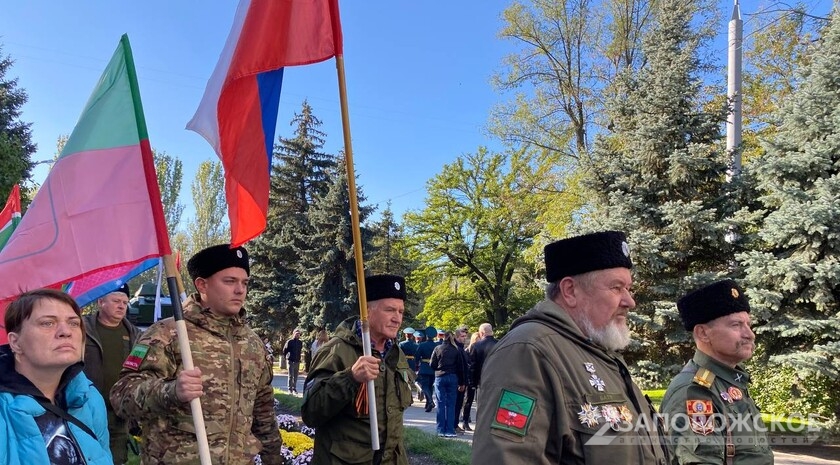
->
<box><xmin>686</xmin><ymin>399</ymin><xmax>715</xmax><ymax>435</ymax></box>
<box><xmin>692</xmin><ymin>367</ymin><xmax>715</xmax><ymax>388</ymax></box>
<box><xmin>491</xmin><ymin>389</ymin><xmax>536</xmax><ymax>437</ymax></box>
<box><xmin>123</xmin><ymin>344</ymin><xmax>150</xmax><ymax>371</ymax></box>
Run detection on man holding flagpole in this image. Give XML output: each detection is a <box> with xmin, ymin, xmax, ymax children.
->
<box><xmin>110</xmin><ymin>244</ymin><xmax>282</xmax><ymax>465</ymax></box>
<box><xmin>302</xmin><ymin>274</ymin><xmax>415</xmax><ymax>465</ymax></box>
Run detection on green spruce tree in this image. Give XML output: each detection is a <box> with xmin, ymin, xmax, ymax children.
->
<box><xmin>0</xmin><ymin>46</ymin><xmax>35</xmax><ymax>202</ymax></box>
<box><xmin>736</xmin><ymin>11</ymin><xmax>840</xmax><ymax>422</ymax></box>
<box><xmin>294</xmin><ymin>158</ymin><xmax>374</xmax><ymax>330</ymax></box>
<box><xmin>248</xmin><ymin>101</ymin><xmax>336</xmax><ymax>337</ymax></box>
<box><xmin>579</xmin><ymin>0</ymin><xmax>733</xmax><ymax>384</ymax></box>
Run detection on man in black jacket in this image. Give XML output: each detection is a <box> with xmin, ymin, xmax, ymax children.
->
<box><xmin>283</xmin><ymin>329</ymin><xmax>303</xmax><ymax>394</ymax></box>
<box><xmin>469</xmin><ymin>323</ymin><xmax>497</xmax><ymax>398</ymax></box>
<box><xmin>83</xmin><ymin>282</ymin><xmax>142</xmax><ymax>465</ymax></box>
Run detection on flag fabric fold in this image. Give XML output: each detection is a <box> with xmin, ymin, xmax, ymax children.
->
<box><xmin>0</xmin><ymin>185</ymin><xmax>21</xmax><ymax>250</ymax></box>
<box><xmin>0</xmin><ymin>35</ymin><xmax>170</xmax><ymax>341</ymax></box>
<box><xmin>187</xmin><ymin>0</ymin><xmax>343</xmax><ymax>247</ymax></box>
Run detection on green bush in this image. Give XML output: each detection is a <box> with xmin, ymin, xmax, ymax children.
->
<box><xmin>747</xmin><ymin>362</ymin><xmax>840</xmax><ymax>431</ymax></box>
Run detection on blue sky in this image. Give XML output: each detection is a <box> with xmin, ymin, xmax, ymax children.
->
<box><xmin>1</xmin><ymin>0</ymin><xmax>833</xmax><ymax>226</ymax></box>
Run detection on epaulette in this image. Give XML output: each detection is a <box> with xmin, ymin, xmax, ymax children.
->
<box><xmin>692</xmin><ymin>367</ymin><xmax>715</xmax><ymax>388</ymax></box>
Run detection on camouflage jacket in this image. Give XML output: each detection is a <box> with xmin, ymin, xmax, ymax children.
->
<box><xmin>110</xmin><ymin>294</ymin><xmax>282</xmax><ymax>465</ymax></box>
<box><xmin>301</xmin><ymin>319</ymin><xmax>415</xmax><ymax>465</ymax></box>
<box><xmin>661</xmin><ymin>350</ymin><xmax>773</xmax><ymax>465</ymax></box>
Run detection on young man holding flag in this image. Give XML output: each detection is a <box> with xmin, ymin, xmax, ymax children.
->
<box><xmin>110</xmin><ymin>244</ymin><xmax>282</xmax><ymax>464</ymax></box>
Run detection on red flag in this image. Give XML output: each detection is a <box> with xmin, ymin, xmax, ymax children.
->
<box><xmin>187</xmin><ymin>0</ymin><xmax>343</xmax><ymax>247</ymax></box>
<box><xmin>0</xmin><ymin>184</ymin><xmax>22</xmax><ymax>250</ymax></box>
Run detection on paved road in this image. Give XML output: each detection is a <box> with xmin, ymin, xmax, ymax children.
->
<box><xmin>273</xmin><ymin>372</ymin><xmax>837</xmax><ymax>463</ymax></box>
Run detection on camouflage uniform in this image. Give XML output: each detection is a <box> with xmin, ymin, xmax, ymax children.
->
<box><xmin>110</xmin><ymin>294</ymin><xmax>283</xmax><ymax>465</ymax></box>
<box><xmin>302</xmin><ymin>319</ymin><xmax>415</xmax><ymax>465</ymax></box>
<box><xmin>472</xmin><ymin>300</ymin><xmax>669</xmax><ymax>465</ymax></box>
<box><xmin>661</xmin><ymin>350</ymin><xmax>773</xmax><ymax>465</ymax></box>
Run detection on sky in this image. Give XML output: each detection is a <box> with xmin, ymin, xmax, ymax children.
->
<box><xmin>1</xmin><ymin>0</ymin><xmax>834</xmax><ymax>226</ymax></box>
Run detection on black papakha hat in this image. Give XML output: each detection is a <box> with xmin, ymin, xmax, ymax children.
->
<box><xmin>115</xmin><ymin>282</ymin><xmax>130</xmax><ymax>298</ymax></box>
<box><xmin>677</xmin><ymin>279</ymin><xmax>750</xmax><ymax>331</ymax></box>
<box><xmin>187</xmin><ymin>244</ymin><xmax>250</xmax><ymax>281</ymax></box>
<box><xmin>543</xmin><ymin>231</ymin><xmax>632</xmax><ymax>282</ymax></box>
<box><xmin>365</xmin><ymin>274</ymin><xmax>406</xmax><ymax>302</ymax></box>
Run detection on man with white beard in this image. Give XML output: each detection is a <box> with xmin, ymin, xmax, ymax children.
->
<box><xmin>472</xmin><ymin>231</ymin><xmax>669</xmax><ymax>465</ymax></box>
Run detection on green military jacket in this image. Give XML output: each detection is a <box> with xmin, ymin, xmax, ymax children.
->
<box><xmin>302</xmin><ymin>319</ymin><xmax>415</xmax><ymax>465</ymax></box>
<box><xmin>661</xmin><ymin>350</ymin><xmax>773</xmax><ymax>465</ymax></box>
<box><xmin>110</xmin><ymin>294</ymin><xmax>283</xmax><ymax>465</ymax></box>
<box><xmin>471</xmin><ymin>300</ymin><xmax>669</xmax><ymax>465</ymax></box>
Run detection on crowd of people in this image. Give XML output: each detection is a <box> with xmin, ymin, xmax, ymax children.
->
<box><xmin>0</xmin><ymin>231</ymin><xmax>773</xmax><ymax>465</ymax></box>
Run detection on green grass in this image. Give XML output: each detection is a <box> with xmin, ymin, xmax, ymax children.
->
<box><xmin>403</xmin><ymin>427</ymin><xmax>472</xmax><ymax>465</ymax></box>
<box><xmin>274</xmin><ymin>388</ymin><xmax>303</xmax><ymax>412</ymax></box>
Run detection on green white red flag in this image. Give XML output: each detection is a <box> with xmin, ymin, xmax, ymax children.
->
<box><xmin>0</xmin><ymin>185</ymin><xmax>21</xmax><ymax>251</ymax></box>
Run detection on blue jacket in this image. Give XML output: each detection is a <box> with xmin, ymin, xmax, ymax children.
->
<box><xmin>0</xmin><ymin>345</ymin><xmax>112</xmax><ymax>465</ymax></box>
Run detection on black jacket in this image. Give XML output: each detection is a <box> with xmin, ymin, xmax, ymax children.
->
<box><xmin>283</xmin><ymin>338</ymin><xmax>303</xmax><ymax>363</ymax></box>
<box><xmin>469</xmin><ymin>335</ymin><xmax>497</xmax><ymax>386</ymax></box>
<box><xmin>429</xmin><ymin>341</ymin><xmax>466</xmax><ymax>385</ymax></box>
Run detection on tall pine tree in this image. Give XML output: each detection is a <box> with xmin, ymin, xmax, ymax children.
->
<box><xmin>736</xmin><ymin>11</ymin><xmax>840</xmax><ymax>421</ymax></box>
<box><xmin>294</xmin><ymin>158</ymin><xmax>374</xmax><ymax>330</ymax></box>
<box><xmin>0</xmin><ymin>46</ymin><xmax>35</xmax><ymax>201</ymax></box>
<box><xmin>578</xmin><ymin>0</ymin><xmax>733</xmax><ymax>384</ymax></box>
<box><xmin>248</xmin><ymin>101</ymin><xmax>336</xmax><ymax>337</ymax></box>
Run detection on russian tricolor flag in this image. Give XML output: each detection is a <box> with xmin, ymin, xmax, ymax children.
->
<box><xmin>188</xmin><ymin>0</ymin><xmax>343</xmax><ymax>247</ymax></box>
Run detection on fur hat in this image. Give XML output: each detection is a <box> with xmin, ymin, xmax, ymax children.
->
<box><xmin>365</xmin><ymin>274</ymin><xmax>406</xmax><ymax>302</ymax></box>
<box><xmin>677</xmin><ymin>279</ymin><xmax>750</xmax><ymax>331</ymax></box>
<box><xmin>544</xmin><ymin>231</ymin><xmax>632</xmax><ymax>282</ymax></box>
<box><xmin>187</xmin><ymin>244</ymin><xmax>250</xmax><ymax>281</ymax></box>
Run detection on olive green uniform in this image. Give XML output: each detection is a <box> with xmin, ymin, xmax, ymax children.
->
<box><xmin>110</xmin><ymin>294</ymin><xmax>283</xmax><ymax>465</ymax></box>
<box><xmin>471</xmin><ymin>300</ymin><xmax>669</xmax><ymax>465</ymax></box>
<box><xmin>661</xmin><ymin>350</ymin><xmax>773</xmax><ymax>465</ymax></box>
<box><xmin>302</xmin><ymin>319</ymin><xmax>415</xmax><ymax>465</ymax></box>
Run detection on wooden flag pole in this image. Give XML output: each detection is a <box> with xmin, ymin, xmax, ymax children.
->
<box><xmin>163</xmin><ymin>254</ymin><xmax>212</xmax><ymax>465</ymax></box>
<box><xmin>335</xmin><ymin>54</ymin><xmax>380</xmax><ymax>451</ymax></box>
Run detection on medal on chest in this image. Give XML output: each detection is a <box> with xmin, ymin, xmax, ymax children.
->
<box><xmin>584</xmin><ymin>362</ymin><xmax>606</xmax><ymax>392</ymax></box>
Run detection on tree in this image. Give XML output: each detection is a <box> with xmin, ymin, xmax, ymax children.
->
<box><xmin>367</xmin><ymin>204</ymin><xmax>422</xmax><ymax>321</ymax></box>
<box><xmin>0</xmin><ymin>45</ymin><xmax>35</xmax><ymax>204</ymax></box>
<box><xmin>578</xmin><ymin>0</ymin><xmax>733</xmax><ymax>384</ymax></box>
<box><xmin>248</xmin><ymin>101</ymin><xmax>336</xmax><ymax>337</ymax></box>
<box><xmin>186</xmin><ymin>160</ymin><xmax>229</xmax><ymax>252</ymax></box>
<box><xmin>153</xmin><ymin>150</ymin><xmax>185</xmax><ymax>237</ymax></box>
<box><xmin>294</xmin><ymin>159</ymin><xmax>374</xmax><ymax>329</ymax></box>
<box><xmin>403</xmin><ymin>147</ymin><xmax>551</xmax><ymax>330</ymax></box>
<box><xmin>736</xmin><ymin>11</ymin><xmax>840</xmax><ymax>422</ymax></box>
<box><xmin>489</xmin><ymin>0</ymin><xmax>659</xmax><ymax>160</ymax></box>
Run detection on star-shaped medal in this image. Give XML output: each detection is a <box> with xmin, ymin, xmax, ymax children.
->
<box><xmin>589</xmin><ymin>374</ymin><xmax>606</xmax><ymax>391</ymax></box>
<box><xmin>577</xmin><ymin>403</ymin><xmax>602</xmax><ymax>428</ymax></box>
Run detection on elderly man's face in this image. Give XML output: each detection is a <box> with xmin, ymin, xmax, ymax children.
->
<box><xmin>572</xmin><ymin>267</ymin><xmax>635</xmax><ymax>351</ymax></box>
<box><xmin>698</xmin><ymin>312</ymin><xmax>755</xmax><ymax>366</ymax></box>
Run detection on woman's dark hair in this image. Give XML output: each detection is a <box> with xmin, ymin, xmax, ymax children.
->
<box><xmin>5</xmin><ymin>289</ymin><xmax>84</xmax><ymax>335</ymax></box>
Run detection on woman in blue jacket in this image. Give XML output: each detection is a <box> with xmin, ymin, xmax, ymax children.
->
<box><xmin>0</xmin><ymin>289</ymin><xmax>112</xmax><ymax>465</ymax></box>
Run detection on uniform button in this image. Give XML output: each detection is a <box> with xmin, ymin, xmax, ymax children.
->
<box><xmin>379</xmin><ymin>365</ymin><xmax>386</xmax><ymax>372</ymax></box>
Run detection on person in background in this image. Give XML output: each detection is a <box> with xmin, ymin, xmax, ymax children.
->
<box><xmin>452</xmin><ymin>326</ymin><xmax>470</xmax><ymax>434</ymax></box>
<box><xmin>83</xmin><ymin>282</ymin><xmax>142</xmax><ymax>465</ymax></box>
<box><xmin>435</xmin><ymin>329</ymin><xmax>445</xmax><ymax>344</ymax></box>
<box><xmin>468</xmin><ymin>322</ymin><xmax>497</xmax><ymax>401</ymax></box>
<box><xmin>412</xmin><ymin>330</ymin><xmax>426</xmax><ymax>403</ymax></box>
<box><xmin>302</xmin><ymin>274</ymin><xmax>414</xmax><ymax>465</ymax></box>
<box><xmin>661</xmin><ymin>279</ymin><xmax>773</xmax><ymax>464</ymax></box>
<box><xmin>283</xmin><ymin>329</ymin><xmax>303</xmax><ymax>394</ymax></box>
<box><xmin>310</xmin><ymin>328</ymin><xmax>329</xmax><ymax>358</ymax></box>
<box><xmin>415</xmin><ymin>326</ymin><xmax>438</xmax><ymax>412</ymax></box>
<box><xmin>471</xmin><ymin>231</ymin><xmax>668</xmax><ymax>464</ymax></box>
<box><xmin>1</xmin><ymin>289</ymin><xmax>112</xmax><ymax>464</ymax></box>
<box><xmin>461</xmin><ymin>331</ymin><xmax>480</xmax><ymax>431</ymax></box>
<box><xmin>110</xmin><ymin>244</ymin><xmax>283</xmax><ymax>465</ymax></box>
<box><xmin>429</xmin><ymin>331</ymin><xmax>467</xmax><ymax>438</ymax></box>
<box><xmin>398</xmin><ymin>327</ymin><xmax>417</xmax><ymax>370</ymax></box>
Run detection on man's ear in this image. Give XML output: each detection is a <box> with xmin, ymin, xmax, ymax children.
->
<box><xmin>693</xmin><ymin>324</ymin><xmax>710</xmax><ymax>343</ymax></box>
<box><xmin>194</xmin><ymin>277</ymin><xmax>207</xmax><ymax>294</ymax></box>
<box><xmin>559</xmin><ymin>277</ymin><xmax>578</xmax><ymax>306</ymax></box>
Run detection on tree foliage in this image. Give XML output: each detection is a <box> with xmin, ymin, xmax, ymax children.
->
<box><xmin>0</xmin><ymin>45</ymin><xmax>35</xmax><ymax>204</ymax></box>
<box><xmin>186</xmin><ymin>159</ymin><xmax>229</xmax><ymax>252</ymax></box>
<box><xmin>404</xmin><ymin>147</ymin><xmax>552</xmax><ymax>330</ymax></box>
<box><xmin>578</xmin><ymin>0</ymin><xmax>733</xmax><ymax>377</ymax></box>
<box><xmin>736</xmin><ymin>10</ymin><xmax>840</xmax><ymax>421</ymax></box>
<box><xmin>153</xmin><ymin>150</ymin><xmax>185</xmax><ymax>237</ymax></box>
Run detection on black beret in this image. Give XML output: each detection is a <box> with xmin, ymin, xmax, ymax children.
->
<box><xmin>365</xmin><ymin>274</ymin><xmax>406</xmax><ymax>302</ymax></box>
<box><xmin>677</xmin><ymin>279</ymin><xmax>750</xmax><ymax>331</ymax></box>
<box><xmin>187</xmin><ymin>244</ymin><xmax>250</xmax><ymax>281</ymax></box>
<box><xmin>544</xmin><ymin>231</ymin><xmax>632</xmax><ymax>282</ymax></box>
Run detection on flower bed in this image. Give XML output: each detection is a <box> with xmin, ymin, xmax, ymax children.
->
<box><xmin>255</xmin><ymin>401</ymin><xmax>316</xmax><ymax>465</ymax></box>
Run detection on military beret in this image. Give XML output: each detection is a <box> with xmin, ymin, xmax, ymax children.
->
<box><xmin>424</xmin><ymin>326</ymin><xmax>437</xmax><ymax>338</ymax></box>
<box><xmin>544</xmin><ymin>231</ymin><xmax>632</xmax><ymax>282</ymax></box>
<box><xmin>677</xmin><ymin>279</ymin><xmax>750</xmax><ymax>331</ymax></box>
<box><xmin>113</xmin><ymin>282</ymin><xmax>130</xmax><ymax>298</ymax></box>
<box><xmin>403</xmin><ymin>327</ymin><xmax>415</xmax><ymax>335</ymax></box>
<box><xmin>365</xmin><ymin>274</ymin><xmax>406</xmax><ymax>302</ymax></box>
<box><xmin>414</xmin><ymin>332</ymin><xmax>424</xmax><ymax>339</ymax></box>
<box><xmin>187</xmin><ymin>244</ymin><xmax>250</xmax><ymax>281</ymax></box>
<box><xmin>437</xmin><ymin>329</ymin><xmax>445</xmax><ymax>335</ymax></box>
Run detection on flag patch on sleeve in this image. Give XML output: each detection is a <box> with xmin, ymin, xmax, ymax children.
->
<box><xmin>123</xmin><ymin>344</ymin><xmax>150</xmax><ymax>371</ymax></box>
<box><xmin>491</xmin><ymin>389</ymin><xmax>536</xmax><ymax>436</ymax></box>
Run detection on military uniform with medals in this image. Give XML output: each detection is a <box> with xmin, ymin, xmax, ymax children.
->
<box><xmin>661</xmin><ymin>280</ymin><xmax>773</xmax><ymax>465</ymax></box>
